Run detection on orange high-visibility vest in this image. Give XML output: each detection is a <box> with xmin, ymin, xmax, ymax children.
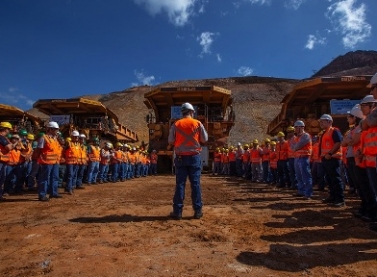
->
<box><xmin>7</xmin><ymin>149</ymin><xmax>21</xmax><ymax>165</ymax></box>
<box><xmin>242</xmin><ymin>150</ymin><xmax>250</xmax><ymax>162</ymax></box>
<box><xmin>363</xmin><ymin>126</ymin><xmax>377</xmax><ymax>167</ymax></box>
<box><xmin>88</xmin><ymin>145</ymin><xmax>101</xmax><ymax>162</ymax></box>
<box><xmin>276</xmin><ymin>141</ymin><xmax>289</xmax><ymax>161</ymax></box>
<box><xmin>65</xmin><ymin>142</ymin><xmax>80</xmax><ymax>164</ymax></box>
<box><xmin>287</xmin><ymin>137</ymin><xmax>295</xmax><ymax>159</ymax></box>
<box><xmin>354</xmin><ymin>131</ymin><xmax>366</xmax><ymax>168</ymax></box>
<box><xmin>222</xmin><ymin>154</ymin><xmax>229</xmax><ymax>163</ymax></box>
<box><xmin>262</xmin><ymin>146</ymin><xmax>270</xmax><ymax>162</ymax></box>
<box><xmin>173</xmin><ymin>117</ymin><xmax>202</xmax><ymax>155</ymax></box>
<box><xmin>111</xmin><ymin>150</ymin><xmax>123</xmax><ymax>164</ymax></box>
<box><xmin>78</xmin><ymin>144</ymin><xmax>88</xmax><ymax>165</ymax></box>
<box><xmin>38</xmin><ymin>135</ymin><xmax>60</xmax><ymax>165</ymax></box>
<box><xmin>320</xmin><ymin>127</ymin><xmax>342</xmax><ymax>159</ymax></box>
<box><xmin>250</xmin><ymin>148</ymin><xmax>262</xmax><ymax>163</ymax></box>
<box><xmin>293</xmin><ymin>134</ymin><xmax>312</xmax><ymax>158</ymax></box>
<box><xmin>269</xmin><ymin>150</ymin><xmax>278</xmax><ymax>169</ymax></box>
<box><xmin>228</xmin><ymin>151</ymin><xmax>236</xmax><ymax>162</ymax></box>
<box><xmin>214</xmin><ymin>152</ymin><xmax>221</xmax><ymax>162</ymax></box>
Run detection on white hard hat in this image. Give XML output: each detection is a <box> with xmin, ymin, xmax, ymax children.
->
<box><xmin>294</xmin><ymin>120</ymin><xmax>305</xmax><ymax>127</ymax></box>
<box><xmin>348</xmin><ymin>104</ymin><xmax>364</xmax><ymax>119</ymax></box>
<box><xmin>319</xmin><ymin>114</ymin><xmax>333</xmax><ymax>122</ymax></box>
<box><xmin>360</xmin><ymin>95</ymin><xmax>377</xmax><ymax>104</ymax></box>
<box><xmin>47</xmin><ymin>121</ymin><xmax>59</xmax><ymax>129</ymax></box>
<box><xmin>79</xmin><ymin>134</ymin><xmax>86</xmax><ymax>138</ymax></box>
<box><xmin>105</xmin><ymin>142</ymin><xmax>113</xmax><ymax>148</ymax></box>
<box><xmin>181</xmin><ymin>102</ymin><xmax>195</xmax><ymax>113</ymax></box>
<box><xmin>237</xmin><ymin>142</ymin><xmax>241</xmax><ymax>146</ymax></box>
<box><xmin>367</xmin><ymin>72</ymin><xmax>377</xmax><ymax>88</ymax></box>
<box><xmin>71</xmin><ymin>130</ymin><xmax>80</xmax><ymax>137</ymax></box>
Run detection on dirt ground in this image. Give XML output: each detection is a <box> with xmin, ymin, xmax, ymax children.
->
<box><xmin>1</xmin><ymin>175</ymin><xmax>377</xmax><ymax>277</ymax></box>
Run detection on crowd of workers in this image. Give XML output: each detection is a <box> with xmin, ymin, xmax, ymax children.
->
<box><xmin>212</xmin><ymin>73</ymin><xmax>377</xmax><ymax>231</ymax></box>
<box><xmin>0</xmin><ymin>122</ymin><xmax>158</xmax><ymax>201</ymax></box>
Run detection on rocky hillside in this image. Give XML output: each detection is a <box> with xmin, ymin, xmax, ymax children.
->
<box><xmin>312</xmin><ymin>50</ymin><xmax>377</xmax><ymax>77</ymax></box>
<box><xmin>28</xmin><ymin>50</ymin><xmax>377</xmax><ymax>146</ymax></box>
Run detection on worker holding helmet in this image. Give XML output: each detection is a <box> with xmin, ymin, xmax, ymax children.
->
<box><xmin>319</xmin><ymin>114</ymin><xmax>344</xmax><ymax>207</ymax></box>
<box><xmin>289</xmin><ymin>120</ymin><xmax>313</xmax><ymax>199</ymax></box>
<box><xmin>168</xmin><ymin>102</ymin><xmax>208</xmax><ymax>220</ymax></box>
<box><xmin>35</xmin><ymin>121</ymin><xmax>62</xmax><ymax>201</ymax></box>
<box><xmin>0</xmin><ymin>122</ymin><xmax>17</xmax><ymax>200</ymax></box>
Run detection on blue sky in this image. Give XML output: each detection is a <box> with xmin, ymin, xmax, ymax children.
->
<box><xmin>0</xmin><ymin>0</ymin><xmax>376</xmax><ymax>110</ymax></box>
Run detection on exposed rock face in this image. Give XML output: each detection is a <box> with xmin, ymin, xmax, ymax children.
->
<box><xmin>312</xmin><ymin>50</ymin><xmax>377</xmax><ymax>77</ymax></box>
<box><xmin>28</xmin><ymin>50</ymin><xmax>377</xmax><ymax>146</ymax></box>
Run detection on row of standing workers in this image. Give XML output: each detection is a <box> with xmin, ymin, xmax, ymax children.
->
<box><xmin>212</xmin><ymin>73</ymin><xmax>377</xmax><ymax>231</ymax></box>
<box><xmin>0</xmin><ymin>121</ymin><xmax>159</xmax><ymax>201</ymax></box>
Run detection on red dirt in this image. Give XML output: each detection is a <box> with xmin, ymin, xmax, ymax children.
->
<box><xmin>1</xmin><ymin>175</ymin><xmax>377</xmax><ymax>277</ymax></box>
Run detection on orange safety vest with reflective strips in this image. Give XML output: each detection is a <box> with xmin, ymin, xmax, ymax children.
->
<box><xmin>111</xmin><ymin>150</ymin><xmax>123</xmax><ymax>164</ymax></box>
<box><xmin>288</xmin><ymin>137</ymin><xmax>295</xmax><ymax>159</ymax></box>
<box><xmin>150</xmin><ymin>153</ymin><xmax>158</xmax><ymax>164</ymax></box>
<box><xmin>269</xmin><ymin>150</ymin><xmax>278</xmax><ymax>169</ymax></box>
<box><xmin>88</xmin><ymin>145</ymin><xmax>101</xmax><ymax>162</ymax></box>
<box><xmin>122</xmin><ymin>151</ymin><xmax>129</xmax><ymax>163</ymax></box>
<box><xmin>65</xmin><ymin>142</ymin><xmax>80</xmax><ymax>164</ymax></box>
<box><xmin>320</xmin><ymin>127</ymin><xmax>342</xmax><ymax>159</ymax></box>
<box><xmin>276</xmin><ymin>141</ymin><xmax>289</xmax><ymax>161</ymax></box>
<box><xmin>7</xmin><ymin>149</ymin><xmax>21</xmax><ymax>165</ymax></box>
<box><xmin>20</xmin><ymin>142</ymin><xmax>32</xmax><ymax>163</ymax></box>
<box><xmin>311</xmin><ymin>142</ymin><xmax>320</xmax><ymax>162</ymax></box>
<box><xmin>38</xmin><ymin>135</ymin><xmax>60</xmax><ymax>165</ymax></box>
<box><xmin>293</xmin><ymin>134</ymin><xmax>312</xmax><ymax>158</ymax></box>
<box><xmin>250</xmin><ymin>148</ymin><xmax>262</xmax><ymax>163</ymax></box>
<box><xmin>363</xmin><ymin>126</ymin><xmax>377</xmax><ymax>167</ymax></box>
<box><xmin>0</xmin><ymin>136</ymin><xmax>10</xmax><ymax>163</ymax></box>
<box><xmin>228</xmin><ymin>151</ymin><xmax>236</xmax><ymax>162</ymax></box>
<box><xmin>78</xmin><ymin>144</ymin><xmax>88</xmax><ymax>165</ymax></box>
<box><xmin>354</xmin><ymin>131</ymin><xmax>366</xmax><ymax>168</ymax></box>
<box><xmin>214</xmin><ymin>152</ymin><xmax>221</xmax><ymax>162</ymax></box>
<box><xmin>222</xmin><ymin>153</ymin><xmax>229</xmax><ymax>163</ymax></box>
<box><xmin>262</xmin><ymin>146</ymin><xmax>270</xmax><ymax>162</ymax></box>
<box><xmin>128</xmin><ymin>152</ymin><xmax>136</xmax><ymax>164</ymax></box>
<box><xmin>173</xmin><ymin>117</ymin><xmax>202</xmax><ymax>155</ymax></box>
<box><xmin>242</xmin><ymin>150</ymin><xmax>250</xmax><ymax>162</ymax></box>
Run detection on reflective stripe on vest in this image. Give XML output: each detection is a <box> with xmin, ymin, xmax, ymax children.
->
<box><xmin>65</xmin><ymin>142</ymin><xmax>80</xmax><ymax>164</ymax></box>
<box><xmin>0</xmin><ymin>139</ymin><xmax>10</xmax><ymax>163</ymax></box>
<box><xmin>173</xmin><ymin>118</ymin><xmax>202</xmax><ymax>155</ymax></box>
<box><xmin>293</xmin><ymin>134</ymin><xmax>312</xmax><ymax>158</ymax></box>
<box><xmin>262</xmin><ymin>146</ymin><xmax>270</xmax><ymax>161</ymax></box>
<box><xmin>364</xmin><ymin>126</ymin><xmax>377</xmax><ymax>155</ymax></box>
<box><xmin>88</xmin><ymin>145</ymin><xmax>101</xmax><ymax>162</ymax></box>
<box><xmin>38</xmin><ymin>135</ymin><xmax>60</xmax><ymax>165</ymax></box>
<box><xmin>250</xmin><ymin>148</ymin><xmax>262</xmax><ymax>163</ymax></box>
<box><xmin>320</xmin><ymin>127</ymin><xmax>342</xmax><ymax>159</ymax></box>
<box><xmin>277</xmin><ymin>141</ymin><xmax>288</xmax><ymax>160</ymax></box>
<box><xmin>228</xmin><ymin>151</ymin><xmax>236</xmax><ymax>162</ymax></box>
<box><xmin>7</xmin><ymin>149</ymin><xmax>21</xmax><ymax>165</ymax></box>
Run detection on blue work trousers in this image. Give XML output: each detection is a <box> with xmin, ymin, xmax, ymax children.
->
<box><xmin>277</xmin><ymin>160</ymin><xmax>290</xmax><ymax>187</ymax></box>
<box><xmin>27</xmin><ymin>160</ymin><xmax>40</xmax><ymax>189</ymax></box>
<box><xmin>111</xmin><ymin>163</ymin><xmax>120</xmax><ymax>182</ymax></box>
<box><xmin>76</xmin><ymin>164</ymin><xmax>87</xmax><ymax>187</ymax></box>
<box><xmin>99</xmin><ymin>163</ymin><xmax>109</xmax><ymax>182</ymax></box>
<box><xmin>149</xmin><ymin>163</ymin><xmax>157</xmax><ymax>175</ymax></box>
<box><xmin>322</xmin><ymin>158</ymin><xmax>344</xmax><ymax>202</ymax></box>
<box><xmin>288</xmin><ymin>157</ymin><xmax>296</xmax><ymax>188</ymax></box>
<box><xmin>87</xmin><ymin>161</ymin><xmax>99</xmax><ymax>184</ymax></box>
<box><xmin>66</xmin><ymin>164</ymin><xmax>79</xmax><ymax>191</ymax></box>
<box><xmin>311</xmin><ymin>161</ymin><xmax>326</xmax><ymax>189</ymax></box>
<box><xmin>173</xmin><ymin>154</ymin><xmax>202</xmax><ymax>214</ymax></box>
<box><xmin>38</xmin><ymin>164</ymin><xmax>59</xmax><ymax>198</ymax></box>
<box><xmin>5</xmin><ymin>164</ymin><xmax>22</xmax><ymax>193</ymax></box>
<box><xmin>262</xmin><ymin>161</ymin><xmax>270</xmax><ymax>182</ymax></box>
<box><xmin>294</xmin><ymin>157</ymin><xmax>313</xmax><ymax>197</ymax></box>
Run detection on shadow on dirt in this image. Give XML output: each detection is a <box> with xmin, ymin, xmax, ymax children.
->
<box><xmin>236</xmin><ymin>241</ymin><xmax>377</xmax><ymax>272</ymax></box>
<box><xmin>69</xmin><ymin>214</ymin><xmax>196</xmax><ymax>223</ymax></box>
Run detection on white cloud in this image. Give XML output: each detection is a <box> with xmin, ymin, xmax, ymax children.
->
<box><xmin>237</xmin><ymin>66</ymin><xmax>253</xmax><ymax>76</ymax></box>
<box><xmin>197</xmin><ymin>31</ymin><xmax>218</xmax><ymax>57</ymax></box>
<box><xmin>326</xmin><ymin>0</ymin><xmax>371</xmax><ymax>48</ymax></box>
<box><xmin>132</xmin><ymin>70</ymin><xmax>155</xmax><ymax>86</ymax></box>
<box><xmin>244</xmin><ymin>0</ymin><xmax>271</xmax><ymax>5</ymax></box>
<box><xmin>284</xmin><ymin>0</ymin><xmax>306</xmax><ymax>10</ymax></box>
<box><xmin>305</xmin><ymin>34</ymin><xmax>326</xmax><ymax>50</ymax></box>
<box><xmin>216</xmin><ymin>54</ymin><xmax>222</xmax><ymax>62</ymax></box>
<box><xmin>133</xmin><ymin>0</ymin><xmax>199</xmax><ymax>26</ymax></box>
<box><xmin>0</xmin><ymin>88</ymin><xmax>35</xmax><ymax>108</ymax></box>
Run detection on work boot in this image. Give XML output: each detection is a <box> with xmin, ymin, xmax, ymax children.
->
<box><xmin>193</xmin><ymin>210</ymin><xmax>203</xmax><ymax>219</ymax></box>
<box><xmin>169</xmin><ymin>211</ymin><xmax>182</xmax><ymax>220</ymax></box>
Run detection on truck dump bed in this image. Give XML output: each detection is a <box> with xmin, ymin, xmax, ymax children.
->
<box><xmin>0</xmin><ymin>103</ymin><xmax>42</xmax><ymax>134</ymax></box>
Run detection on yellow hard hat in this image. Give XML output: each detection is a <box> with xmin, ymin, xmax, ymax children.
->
<box><xmin>66</xmin><ymin>137</ymin><xmax>72</xmax><ymax>142</ymax></box>
<box><xmin>277</xmin><ymin>131</ymin><xmax>285</xmax><ymax>138</ymax></box>
<box><xmin>115</xmin><ymin>142</ymin><xmax>122</xmax><ymax>147</ymax></box>
<box><xmin>0</xmin><ymin>122</ymin><xmax>12</xmax><ymax>129</ymax></box>
<box><xmin>27</xmin><ymin>133</ymin><xmax>35</xmax><ymax>140</ymax></box>
<box><xmin>244</xmin><ymin>144</ymin><xmax>249</xmax><ymax>148</ymax></box>
<box><xmin>265</xmin><ymin>138</ymin><xmax>271</xmax><ymax>143</ymax></box>
<box><xmin>270</xmin><ymin>141</ymin><xmax>277</xmax><ymax>146</ymax></box>
<box><xmin>253</xmin><ymin>139</ymin><xmax>259</xmax><ymax>144</ymax></box>
<box><xmin>286</xmin><ymin>126</ymin><xmax>295</xmax><ymax>132</ymax></box>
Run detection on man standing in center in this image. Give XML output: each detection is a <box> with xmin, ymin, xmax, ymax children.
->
<box><xmin>168</xmin><ymin>102</ymin><xmax>208</xmax><ymax>220</ymax></box>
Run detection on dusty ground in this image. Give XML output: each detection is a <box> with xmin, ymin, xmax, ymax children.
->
<box><xmin>1</xmin><ymin>175</ymin><xmax>377</xmax><ymax>277</ymax></box>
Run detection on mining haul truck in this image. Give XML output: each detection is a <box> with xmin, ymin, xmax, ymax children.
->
<box><xmin>267</xmin><ymin>75</ymin><xmax>372</xmax><ymax>136</ymax></box>
<box><xmin>144</xmin><ymin>86</ymin><xmax>235</xmax><ymax>172</ymax></box>
<box><xmin>33</xmin><ymin>97</ymin><xmax>138</xmax><ymax>143</ymax></box>
<box><xmin>0</xmin><ymin>103</ymin><xmax>42</xmax><ymax>134</ymax></box>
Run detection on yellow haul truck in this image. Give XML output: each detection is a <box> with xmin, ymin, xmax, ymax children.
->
<box><xmin>33</xmin><ymin>97</ymin><xmax>138</xmax><ymax>143</ymax></box>
<box><xmin>0</xmin><ymin>103</ymin><xmax>42</xmax><ymax>134</ymax></box>
<box><xmin>267</xmin><ymin>75</ymin><xmax>372</xmax><ymax>136</ymax></box>
<box><xmin>144</xmin><ymin>86</ymin><xmax>235</xmax><ymax>172</ymax></box>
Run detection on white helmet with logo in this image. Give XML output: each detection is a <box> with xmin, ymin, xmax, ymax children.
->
<box><xmin>71</xmin><ymin>130</ymin><xmax>80</xmax><ymax>137</ymax></box>
<box><xmin>360</xmin><ymin>95</ymin><xmax>377</xmax><ymax>104</ymax></box>
<box><xmin>348</xmin><ymin>104</ymin><xmax>364</xmax><ymax>119</ymax></box>
<box><xmin>181</xmin><ymin>102</ymin><xmax>195</xmax><ymax>113</ymax></box>
<box><xmin>79</xmin><ymin>134</ymin><xmax>86</xmax><ymax>138</ymax></box>
<box><xmin>47</xmin><ymin>121</ymin><xmax>59</xmax><ymax>129</ymax></box>
<box><xmin>319</xmin><ymin>114</ymin><xmax>333</xmax><ymax>122</ymax></box>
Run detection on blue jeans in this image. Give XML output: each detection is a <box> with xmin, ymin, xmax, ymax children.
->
<box><xmin>277</xmin><ymin>160</ymin><xmax>290</xmax><ymax>187</ymax></box>
<box><xmin>5</xmin><ymin>164</ymin><xmax>22</xmax><ymax>193</ymax></box>
<box><xmin>99</xmin><ymin>164</ymin><xmax>109</xmax><ymax>182</ymax></box>
<box><xmin>27</xmin><ymin>160</ymin><xmax>40</xmax><ymax>189</ymax></box>
<box><xmin>262</xmin><ymin>161</ymin><xmax>270</xmax><ymax>182</ymax></box>
<box><xmin>87</xmin><ymin>161</ymin><xmax>99</xmax><ymax>184</ymax></box>
<box><xmin>294</xmin><ymin>157</ymin><xmax>313</xmax><ymax>197</ymax></box>
<box><xmin>0</xmin><ymin>162</ymin><xmax>8</xmax><ymax>196</ymax></box>
<box><xmin>149</xmin><ymin>163</ymin><xmax>157</xmax><ymax>175</ymax></box>
<box><xmin>288</xmin><ymin>158</ymin><xmax>296</xmax><ymax>188</ymax></box>
<box><xmin>111</xmin><ymin>163</ymin><xmax>120</xmax><ymax>182</ymax></box>
<box><xmin>66</xmin><ymin>164</ymin><xmax>79</xmax><ymax>191</ymax></box>
<box><xmin>236</xmin><ymin>159</ymin><xmax>243</xmax><ymax>177</ymax></box>
<box><xmin>322</xmin><ymin>158</ymin><xmax>344</xmax><ymax>202</ymax></box>
<box><xmin>366</xmin><ymin>166</ymin><xmax>377</xmax><ymax>198</ymax></box>
<box><xmin>173</xmin><ymin>154</ymin><xmax>202</xmax><ymax>214</ymax></box>
<box><xmin>38</xmin><ymin>164</ymin><xmax>59</xmax><ymax>198</ymax></box>
<box><xmin>311</xmin><ymin>161</ymin><xmax>326</xmax><ymax>189</ymax></box>
<box><xmin>76</xmin><ymin>164</ymin><xmax>87</xmax><ymax>187</ymax></box>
